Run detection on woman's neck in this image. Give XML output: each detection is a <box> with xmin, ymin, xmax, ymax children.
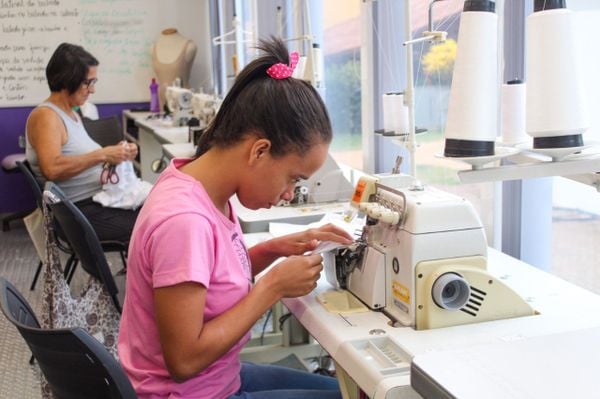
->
<box><xmin>46</xmin><ymin>92</ymin><xmax>77</xmax><ymax>120</ymax></box>
<box><xmin>180</xmin><ymin>148</ymin><xmax>242</xmax><ymax>217</ymax></box>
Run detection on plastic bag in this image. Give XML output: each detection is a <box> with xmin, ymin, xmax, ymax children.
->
<box><xmin>92</xmin><ymin>160</ymin><xmax>153</xmax><ymax>210</ymax></box>
<box><xmin>23</xmin><ymin>208</ymin><xmax>45</xmax><ymax>261</ymax></box>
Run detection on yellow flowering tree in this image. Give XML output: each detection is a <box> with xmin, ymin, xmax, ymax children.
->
<box><xmin>421</xmin><ymin>39</ymin><xmax>457</xmax><ymax>85</ymax></box>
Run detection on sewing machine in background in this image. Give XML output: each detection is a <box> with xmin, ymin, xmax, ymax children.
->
<box><xmin>322</xmin><ymin>174</ymin><xmax>536</xmax><ymax>330</ymax></box>
<box><xmin>165</xmin><ymin>86</ymin><xmax>194</xmax><ymax>127</ymax></box>
<box><xmin>191</xmin><ymin>92</ymin><xmax>221</xmax><ymax>129</ymax></box>
<box><xmin>232</xmin><ymin>154</ymin><xmax>355</xmax><ymax>233</ymax></box>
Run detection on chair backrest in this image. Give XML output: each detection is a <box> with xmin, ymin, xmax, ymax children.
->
<box><xmin>0</xmin><ymin>277</ymin><xmax>41</xmax><ymax>329</ymax></box>
<box><xmin>83</xmin><ymin>116</ymin><xmax>124</xmax><ymax>147</ymax></box>
<box><xmin>17</xmin><ymin>160</ymin><xmax>75</xmax><ymax>257</ymax></box>
<box><xmin>43</xmin><ymin>183</ymin><xmax>121</xmax><ymax>312</ymax></box>
<box><xmin>0</xmin><ymin>278</ymin><xmax>137</xmax><ymax>399</ymax></box>
<box><xmin>16</xmin><ymin>160</ymin><xmax>43</xmax><ymax>209</ymax></box>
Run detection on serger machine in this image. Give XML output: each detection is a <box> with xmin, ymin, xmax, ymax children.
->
<box><xmin>191</xmin><ymin>92</ymin><xmax>221</xmax><ymax>129</ymax></box>
<box><xmin>326</xmin><ymin>175</ymin><xmax>536</xmax><ymax>330</ymax></box>
<box><xmin>281</xmin><ymin>154</ymin><xmax>354</xmax><ymax>207</ymax></box>
<box><xmin>233</xmin><ymin>154</ymin><xmax>355</xmax><ymax>233</ymax></box>
<box><xmin>165</xmin><ymin>86</ymin><xmax>194</xmax><ymax>126</ymax></box>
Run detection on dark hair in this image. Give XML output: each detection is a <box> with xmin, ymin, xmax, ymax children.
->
<box><xmin>46</xmin><ymin>43</ymin><xmax>99</xmax><ymax>94</ymax></box>
<box><xmin>196</xmin><ymin>37</ymin><xmax>332</xmax><ymax>158</ymax></box>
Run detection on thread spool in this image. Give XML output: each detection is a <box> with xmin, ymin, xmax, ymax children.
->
<box><xmin>312</xmin><ymin>43</ymin><xmax>324</xmax><ymax>88</ymax></box>
<box><xmin>501</xmin><ymin>79</ymin><xmax>528</xmax><ymax>145</ymax></box>
<box><xmin>526</xmin><ymin>0</ymin><xmax>589</xmax><ymax>148</ymax></box>
<box><xmin>444</xmin><ymin>0</ymin><xmax>498</xmax><ymax>157</ymax></box>
<box><xmin>382</xmin><ymin>92</ymin><xmax>409</xmax><ymax>135</ymax></box>
<box><xmin>293</xmin><ymin>56</ymin><xmax>307</xmax><ymax>80</ymax></box>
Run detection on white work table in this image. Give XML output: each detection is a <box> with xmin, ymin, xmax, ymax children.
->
<box><xmin>123</xmin><ymin>110</ymin><xmax>191</xmax><ymax>183</ymax></box>
<box><xmin>162</xmin><ymin>143</ymin><xmax>195</xmax><ymax>159</ymax></box>
<box><xmin>281</xmin><ymin>248</ymin><xmax>600</xmax><ymax>398</ymax></box>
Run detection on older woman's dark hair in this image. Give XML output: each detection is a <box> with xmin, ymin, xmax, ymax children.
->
<box><xmin>196</xmin><ymin>37</ymin><xmax>332</xmax><ymax>158</ymax></box>
<box><xmin>46</xmin><ymin>43</ymin><xmax>99</xmax><ymax>94</ymax></box>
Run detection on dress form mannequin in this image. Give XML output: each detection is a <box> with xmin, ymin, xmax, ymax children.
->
<box><xmin>152</xmin><ymin>28</ymin><xmax>197</xmax><ymax>110</ymax></box>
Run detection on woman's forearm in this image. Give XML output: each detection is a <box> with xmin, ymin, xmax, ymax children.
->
<box><xmin>40</xmin><ymin>150</ymin><xmax>107</xmax><ymax>181</ymax></box>
<box><xmin>248</xmin><ymin>239</ymin><xmax>282</xmax><ymax>275</ymax></box>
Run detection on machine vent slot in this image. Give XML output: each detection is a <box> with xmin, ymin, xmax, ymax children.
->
<box><xmin>468</xmin><ymin>298</ymin><xmax>482</xmax><ymax>307</ymax></box>
<box><xmin>471</xmin><ymin>293</ymin><xmax>485</xmax><ymax>301</ymax></box>
<box><xmin>460</xmin><ymin>308</ymin><xmax>477</xmax><ymax>317</ymax></box>
<box><xmin>465</xmin><ymin>303</ymin><xmax>479</xmax><ymax>312</ymax></box>
<box><xmin>460</xmin><ymin>286</ymin><xmax>487</xmax><ymax>317</ymax></box>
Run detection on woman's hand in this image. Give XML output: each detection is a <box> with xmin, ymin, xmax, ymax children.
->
<box><xmin>125</xmin><ymin>142</ymin><xmax>138</xmax><ymax>161</ymax></box>
<box><xmin>259</xmin><ymin>253</ymin><xmax>324</xmax><ymax>299</ymax></box>
<box><xmin>102</xmin><ymin>141</ymin><xmax>137</xmax><ymax>164</ymax></box>
<box><xmin>269</xmin><ymin>223</ymin><xmax>354</xmax><ymax>257</ymax></box>
<box><xmin>249</xmin><ymin>223</ymin><xmax>354</xmax><ymax>275</ymax></box>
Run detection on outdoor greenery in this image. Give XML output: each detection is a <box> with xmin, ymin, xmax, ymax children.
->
<box><xmin>325</xmin><ymin>57</ymin><xmax>362</xmax><ymax>141</ymax></box>
<box><xmin>416</xmin><ymin>164</ymin><xmax>460</xmax><ymax>185</ymax></box>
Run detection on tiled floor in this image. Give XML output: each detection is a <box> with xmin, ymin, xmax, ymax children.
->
<box><xmin>0</xmin><ymin>223</ymin><xmax>45</xmax><ymax>399</ymax></box>
<box><xmin>0</xmin><ymin>222</ymin><xmax>125</xmax><ymax>399</ymax></box>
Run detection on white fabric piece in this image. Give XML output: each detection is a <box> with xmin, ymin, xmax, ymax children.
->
<box><xmin>23</xmin><ymin>208</ymin><xmax>45</xmax><ymax>261</ymax></box>
<box><xmin>80</xmin><ymin>101</ymin><xmax>99</xmax><ymax>120</ymax></box>
<box><xmin>93</xmin><ymin>161</ymin><xmax>152</xmax><ymax>210</ymax></box>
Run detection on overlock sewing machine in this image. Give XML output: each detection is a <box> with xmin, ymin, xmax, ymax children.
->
<box><xmin>233</xmin><ymin>154</ymin><xmax>355</xmax><ymax>233</ymax></box>
<box><xmin>165</xmin><ymin>86</ymin><xmax>193</xmax><ymax>126</ymax></box>
<box><xmin>280</xmin><ymin>154</ymin><xmax>355</xmax><ymax>207</ymax></box>
<box><xmin>191</xmin><ymin>92</ymin><xmax>221</xmax><ymax>129</ymax></box>
<box><xmin>324</xmin><ymin>174</ymin><xmax>536</xmax><ymax>330</ymax></box>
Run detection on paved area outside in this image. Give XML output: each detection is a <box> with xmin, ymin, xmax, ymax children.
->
<box><xmin>551</xmin><ymin>208</ymin><xmax>600</xmax><ymax>294</ymax></box>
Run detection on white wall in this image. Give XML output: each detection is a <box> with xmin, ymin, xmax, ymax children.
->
<box><xmin>156</xmin><ymin>0</ymin><xmax>214</xmax><ymax>93</ymax></box>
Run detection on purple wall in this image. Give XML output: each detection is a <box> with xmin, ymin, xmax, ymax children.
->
<box><xmin>0</xmin><ymin>102</ymin><xmax>147</xmax><ymax>213</ymax></box>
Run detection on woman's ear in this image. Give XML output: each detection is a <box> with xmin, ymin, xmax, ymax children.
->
<box><xmin>248</xmin><ymin>138</ymin><xmax>271</xmax><ymax>165</ymax></box>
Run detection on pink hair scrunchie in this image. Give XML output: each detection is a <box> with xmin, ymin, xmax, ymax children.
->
<box><xmin>266</xmin><ymin>51</ymin><xmax>299</xmax><ymax>80</ymax></box>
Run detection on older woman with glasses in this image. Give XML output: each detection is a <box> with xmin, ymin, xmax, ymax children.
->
<box><xmin>25</xmin><ymin>42</ymin><xmax>139</xmax><ymax>243</ymax></box>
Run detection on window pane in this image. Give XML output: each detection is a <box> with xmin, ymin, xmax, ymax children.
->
<box><xmin>322</xmin><ymin>0</ymin><xmax>362</xmax><ymax>170</ymax></box>
<box><xmin>550</xmin><ymin>6</ymin><xmax>600</xmax><ymax>293</ymax></box>
<box><xmin>412</xmin><ymin>0</ymin><xmax>497</xmax><ymax>244</ymax></box>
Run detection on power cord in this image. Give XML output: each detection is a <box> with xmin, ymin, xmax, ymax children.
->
<box><xmin>313</xmin><ymin>348</ymin><xmax>336</xmax><ymax>376</ymax></box>
<box><xmin>278</xmin><ymin>312</ymin><xmax>293</xmax><ymax>331</ymax></box>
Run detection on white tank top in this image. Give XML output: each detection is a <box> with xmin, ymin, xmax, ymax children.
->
<box><xmin>25</xmin><ymin>102</ymin><xmax>103</xmax><ymax>202</ymax></box>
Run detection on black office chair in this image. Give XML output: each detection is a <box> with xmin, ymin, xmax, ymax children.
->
<box><xmin>16</xmin><ymin>160</ymin><xmax>78</xmax><ymax>291</ymax></box>
<box><xmin>44</xmin><ymin>183</ymin><xmax>122</xmax><ymax>313</ymax></box>
<box><xmin>83</xmin><ymin>116</ymin><xmax>124</xmax><ymax>147</ymax></box>
<box><xmin>0</xmin><ymin>277</ymin><xmax>41</xmax><ymax>330</ymax></box>
<box><xmin>18</xmin><ymin>160</ymin><xmax>128</xmax><ymax>290</ymax></box>
<box><xmin>0</xmin><ymin>277</ymin><xmax>137</xmax><ymax>399</ymax></box>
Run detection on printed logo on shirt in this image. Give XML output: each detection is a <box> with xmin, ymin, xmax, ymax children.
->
<box><xmin>231</xmin><ymin>232</ymin><xmax>251</xmax><ymax>280</ymax></box>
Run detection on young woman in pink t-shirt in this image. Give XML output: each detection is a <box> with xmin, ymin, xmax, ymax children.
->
<box><xmin>118</xmin><ymin>37</ymin><xmax>351</xmax><ymax>398</ymax></box>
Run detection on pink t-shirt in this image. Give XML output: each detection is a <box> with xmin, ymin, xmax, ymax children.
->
<box><xmin>118</xmin><ymin>158</ymin><xmax>252</xmax><ymax>399</ymax></box>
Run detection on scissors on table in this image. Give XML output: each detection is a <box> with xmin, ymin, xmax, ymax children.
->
<box><xmin>100</xmin><ymin>162</ymin><xmax>119</xmax><ymax>184</ymax></box>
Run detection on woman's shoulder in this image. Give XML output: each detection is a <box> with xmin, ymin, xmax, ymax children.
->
<box><xmin>146</xmin><ymin>172</ymin><xmax>210</xmax><ymax>212</ymax></box>
<box><xmin>137</xmin><ymin>193</ymin><xmax>216</xmax><ymax>243</ymax></box>
<box><xmin>28</xmin><ymin>104</ymin><xmax>62</xmax><ymax>123</ymax></box>
<box><xmin>27</xmin><ymin>105</ymin><xmax>64</xmax><ymax>137</ymax></box>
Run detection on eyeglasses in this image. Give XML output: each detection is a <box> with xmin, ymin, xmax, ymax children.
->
<box><xmin>82</xmin><ymin>78</ymin><xmax>98</xmax><ymax>89</ymax></box>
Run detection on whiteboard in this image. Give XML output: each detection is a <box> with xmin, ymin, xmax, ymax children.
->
<box><xmin>0</xmin><ymin>0</ymin><xmax>164</xmax><ymax>106</ymax></box>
